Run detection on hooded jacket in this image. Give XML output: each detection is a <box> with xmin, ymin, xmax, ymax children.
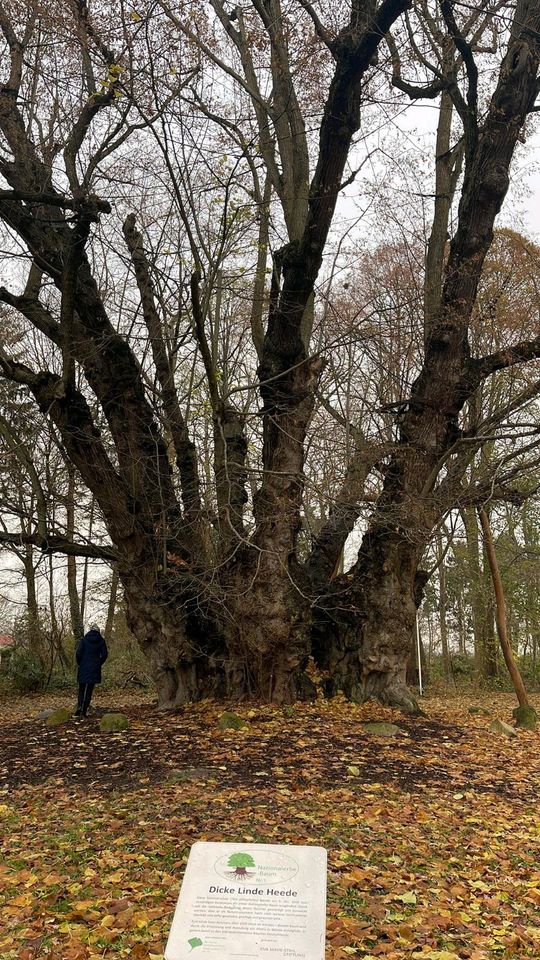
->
<box><xmin>76</xmin><ymin>629</ymin><xmax>108</xmax><ymax>684</ymax></box>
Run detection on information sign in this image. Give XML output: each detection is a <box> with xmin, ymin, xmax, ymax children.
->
<box><xmin>165</xmin><ymin>841</ymin><xmax>327</xmax><ymax>960</ymax></box>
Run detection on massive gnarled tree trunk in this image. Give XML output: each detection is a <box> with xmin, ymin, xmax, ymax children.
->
<box><xmin>1</xmin><ymin>0</ymin><xmax>540</xmax><ymax>709</ymax></box>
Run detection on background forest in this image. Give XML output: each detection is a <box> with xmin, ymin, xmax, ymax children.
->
<box><xmin>1</xmin><ymin>0</ymin><xmax>540</xmax><ymax>707</ymax></box>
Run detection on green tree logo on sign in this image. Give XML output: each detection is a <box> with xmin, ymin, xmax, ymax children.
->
<box><xmin>188</xmin><ymin>937</ymin><xmax>203</xmax><ymax>950</ymax></box>
<box><xmin>227</xmin><ymin>852</ymin><xmax>255</xmax><ymax>878</ymax></box>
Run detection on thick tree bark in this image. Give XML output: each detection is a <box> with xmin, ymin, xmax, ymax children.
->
<box><xmin>126</xmin><ymin>594</ymin><xmax>199</xmax><ymax>708</ymax></box>
<box><xmin>224</xmin><ymin>557</ymin><xmax>316</xmax><ymax>703</ymax></box>
<box><xmin>314</xmin><ymin>525</ymin><xmax>427</xmax><ymax>711</ymax></box>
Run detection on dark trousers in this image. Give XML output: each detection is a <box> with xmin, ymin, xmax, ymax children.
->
<box><xmin>76</xmin><ymin>682</ymin><xmax>95</xmax><ymax>715</ymax></box>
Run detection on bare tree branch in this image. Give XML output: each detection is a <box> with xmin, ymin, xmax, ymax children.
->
<box><xmin>293</xmin><ymin>0</ymin><xmax>336</xmax><ymax>51</ymax></box>
<box><xmin>0</xmin><ymin>529</ymin><xmax>117</xmax><ymax>560</ymax></box>
<box><xmin>474</xmin><ymin>337</ymin><xmax>540</xmax><ymax>380</ymax></box>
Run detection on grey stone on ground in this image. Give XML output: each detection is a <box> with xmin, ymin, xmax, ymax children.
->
<box><xmin>218</xmin><ymin>711</ymin><xmax>246</xmax><ymax>730</ymax></box>
<box><xmin>45</xmin><ymin>707</ymin><xmax>71</xmax><ymax>727</ymax></box>
<box><xmin>37</xmin><ymin>708</ymin><xmax>55</xmax><ymax>720</ymax></box>
<box><xmin>167</xmin><ymin>767</ymin><xmax>218</xmax><ymax>783</ymax></box>
<box><xmin>512</xmin><ymin>704</ymin><xmax>537</xmax><ymax>730</ymax></box>
<box><xmin>362</xmin><ymin>721</ymin><xmax>402</xmax><ymax>737</ymax></box>
<box><xmin>100</xmin><ymin>712</ymin><xmax>129</xmax><ymax>732</ymax></box>
<box><xmin>468</xmin><ymin>706</ymin><xmax>491</xmax><ymax>716</ymax></box>
<box><xmin>489</xmin><ymin>718</ymin><xmax>517</xmax><ymax>738</ymax></box>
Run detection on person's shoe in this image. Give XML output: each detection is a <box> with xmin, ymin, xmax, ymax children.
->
<box><xmin>73</xmin><ymin>711</ymin><xmax>83</xmax><ymax>719</ymax></box>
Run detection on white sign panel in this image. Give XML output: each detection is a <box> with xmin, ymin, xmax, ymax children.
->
<box><xmin>165</xmin><ymin>841</ymin><xmax>327</xmax><ymax>960</ymax></box>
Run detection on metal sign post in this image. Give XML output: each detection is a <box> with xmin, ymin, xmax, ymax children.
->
<box><xmin>416</xmin><ymin>616</ymin><xmax>423</xmax><ymax>697</ymax></box>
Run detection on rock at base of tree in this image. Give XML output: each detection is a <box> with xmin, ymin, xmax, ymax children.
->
<box><xmin>468</xmin><ymin>706</ymin><xmax>491</xmax><ymax>716</ymax></box>
<box><xmin>45</xmin><ymin>708</ymin><xmax>71</xmax><ymax>727</ymax></box>
<box><xmin>37</xmin><ymin>708</ymin><xmax>56</xmax><ymax>720</ymax></box>
<box><xmin>512</xmin><ymin>704</ymin><xmax>537</xmax><ymax>730</ymax></box>
<box><xmin>489</xmin><ymin>719</ymin><xmax>517</xmax><ymax>738</ymax></box>
<box><xmin>218</xmin><ymin>711</ymin><xmax>246</xmax><ymax>730</ymax></box>
<box><xmin>100</xmin><ymin>712</ymin><xmax>129</xmax><ymax>732</ymax></box>
<box><xmin>362</xmin><ymin>721</ymin><xmax>402</xmax><ymax>737</ymax></box>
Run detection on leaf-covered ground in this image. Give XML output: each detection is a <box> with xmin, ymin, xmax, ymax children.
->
<box><xmin>1</xmin><ymin>690</ymin><xmax>539</xmax><ymax>960</ymax></box>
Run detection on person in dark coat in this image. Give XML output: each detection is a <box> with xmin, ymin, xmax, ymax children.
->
<box><xmin>74</xmin><ymin>624</ymin><xmax>108</xmax><ymax>718</ymax></box>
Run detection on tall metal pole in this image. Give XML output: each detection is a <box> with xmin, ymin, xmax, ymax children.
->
<box><xmin>416</xmin><ymin>615</ymin><xmax>423</xmax><ymax>696</ymax></box>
